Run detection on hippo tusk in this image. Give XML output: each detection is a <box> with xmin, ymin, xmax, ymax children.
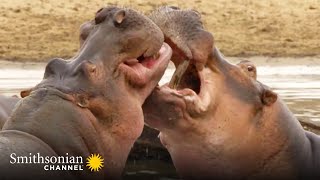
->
<box><xmin>168</xmin><ymin>60</ymin><xmax>190</xmax><ymax>89</ymax></box>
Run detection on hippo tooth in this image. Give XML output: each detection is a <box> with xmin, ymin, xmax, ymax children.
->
<box><xmin>184</xmin><ymin>95</ymin><xmax>195</xmax><ymax>102</ymax></box>
<box><xmin>168</xmin><ymin>60</ymin><xmax>190</xmax><ymax>89</ymax></box>
<box><xmin>125</xmin><ymin>59</ymin><xmax>139</xmax><ymax>66</ymax></box>
<box><xmin>170</xmin><ymin>91</ymin><xmax>184</xmax><ymax>98</ymax></box>
<box><xmin>152</xmin><ymin>52</ymin><xmax>160</xmax><ymax>60</ymax></box>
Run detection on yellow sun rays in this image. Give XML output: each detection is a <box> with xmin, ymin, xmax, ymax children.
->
<box><xmin>86</xmin><ymin>154</ymin><xmax>104</xmax><ymax>172</ymax></box>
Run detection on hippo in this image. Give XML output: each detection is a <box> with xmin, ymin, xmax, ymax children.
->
<box><xmin>143</xmin><ymin>6</ymin><xmax>320</xmax><ymax>180</ymax></box>
<box><xmin>80</xmin><ymin>13</ymin><xmax>176</xmax><ymax>179</ymax></box>
<box><xmin>0</xmin><ymin>95</ymin><xmax>20</xmax><ymax>128</ymax></box>
<box><xmin>0</xmin><ymin>6</ymin><xmax>172</xmax><ymax>180</ymax></box>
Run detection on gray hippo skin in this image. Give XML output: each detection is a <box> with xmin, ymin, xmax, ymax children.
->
<box><xmin>0</xmin><ymin>6</ymin><xmax>172</xmax><ymax>180</ymax></box>
<box><xmin>143</xmin><ymin>6</ymin><xmax>320</xmax><ymax>180</ymax></box>
<box><xmin>0</xmin><ymin>95</ymin><xmax>20</xmax><ymax>128</ymax></box>
<box><xmin>79</xmin><ymin>12</ymin><xmax>171</xmax><ymax>165</ymax></box>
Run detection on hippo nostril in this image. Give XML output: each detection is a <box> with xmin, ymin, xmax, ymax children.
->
<box><xmin>95</xmin><ymin>8</ymin><xmax>108</xmax><ymax>24</ymax></box>
<box><xmin>96</xmin><ymin>8</ymin><xmax>103</xmax><ymax>14</ymax></box>
<box><xmin>191</xmin><ymin>9</ymin><xmax>202</xmax><ymax>18</ymax></box>
<box><xmin>168</xmin><ymin>6</ymin><xmax>180</xmax><ymax>10</ymax></box>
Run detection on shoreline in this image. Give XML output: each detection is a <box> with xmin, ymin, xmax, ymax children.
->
<box><xmin>0</xmin><ymin>57</ymin><xmax>319</xmax><ymax>132</ymax></box>
<box><xmin>1</xmin><ymin>55</ymin><xmax>320</xmax><ymax>68</ymax></box>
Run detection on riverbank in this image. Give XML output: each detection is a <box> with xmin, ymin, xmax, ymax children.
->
<box><xmin>0</xmin><ymin>0</ymin><xmax>319</xmax><ymax>62</ymax></box>
<box><xmin>1</xmin><ymin>55</ymin><xmax>320</xmax><ymax>68</ymax></box>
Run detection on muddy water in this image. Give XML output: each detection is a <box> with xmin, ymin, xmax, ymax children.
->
<box><xmin>1</xmin><ymin>59</ymin><xmax>320</xmax><ymax>179</ymax></box>
<box><xmin>257</xmin><ymin>66</ymin><xmax>320</xmax><ymax>127</ymax></box>
<box><xmin>1</xmin><ymin>60</ymin><xmax>320</xmax><ymax>125</ymax></box>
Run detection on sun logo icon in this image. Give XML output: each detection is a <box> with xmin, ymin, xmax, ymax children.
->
<box><xmin>86</xmin><ymin>154</ymin><xmax>104</xmax><ymax>172</ymax></box>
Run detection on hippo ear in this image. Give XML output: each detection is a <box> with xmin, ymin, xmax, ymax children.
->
<box><xmin>73</xmin><ymin>61</ymin><xmax>97</xmax><ymax>81</ymax></box>
<box><xmin>76</xmin><ymin>94</ymin><xmax>89</xmax><ymax>108</ymax></box>
<box><xmin>81</xmin><ymin>61</ymin><xmax>97</xmax><ymax>79</ymax></box>
<box><xmin>20</xmin><ymin>88</ymin><xmax>32</xmax><ymax>98</ymax></box>
<box><xmin>261</xmin><ymin>87</ymin><xmax>277</xmax><ymax>106</ymax></box>
<box><xmin>113</xmin><ymin>10</ymin><xmax>126</xmax><ymax>24</ymax></box>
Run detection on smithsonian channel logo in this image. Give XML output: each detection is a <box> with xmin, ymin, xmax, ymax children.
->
<box><xmin>9</xmin><ymin>153</ymin><xmax>104</xmax><ymax>172</ymax></box>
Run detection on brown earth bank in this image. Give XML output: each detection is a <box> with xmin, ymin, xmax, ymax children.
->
<box><xmin>0</xmin><ymin>0</ymin><xmax>319</xmax><ymax>62</ymax></box>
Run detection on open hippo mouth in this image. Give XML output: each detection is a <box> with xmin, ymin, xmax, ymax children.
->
<box><xmin>170</xmin><ymin>62</ymin><xmax>201</xmax><ymax>95</ymax></box>
<box><xmin>148</xmin><ymin>42</ymin><xmax>210</xmax><ymax>118</ymax></box>
<box><xmin>142</xmin><ymin>6</ymin><xmax>216</xmax><ymax>121</ymax></box>
<box><xmin>119</xmin><ymin>43</ymin><xmax>172</xmax><ymax>86</ymax></box>
<box><xmin>159</xmin><ymin>39</ymin><xmax>205</xmax><ymax>98</ymax></box>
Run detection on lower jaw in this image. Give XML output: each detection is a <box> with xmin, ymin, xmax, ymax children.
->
<box><xmin>120</xmin><ymin>58</ymin><xmax>170</xmax><ymax>87</ymax></box>
<box><xmin>118</xmin><ymin>63</ymin><xmax>147</xmax><ymax>86</ymax></box>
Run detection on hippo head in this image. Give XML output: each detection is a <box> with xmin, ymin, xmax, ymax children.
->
<box><xmin>144</xmin><ymin>5</ymin><xmax>277</xmax><ymax>131</ymax></box>
<box><xmin>143</xmin><ymin>7</ymin><xmax>279</xmax><ymax>177</ymax></box>
<box><xmin>17</xmin><ymin>7</ymin><xmax>173</xmax><ymax>177</ymax></box>
<box><xmin>34</xmin><ymin>6</ymin><xmax>172</xmax><ymax>104</ymax></box>
<box><xmin>23</xmin><ymin>6</ymin><xmax>172</xmax><ymax>150</ymax></box>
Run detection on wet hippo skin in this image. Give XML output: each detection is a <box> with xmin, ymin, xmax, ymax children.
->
<box><xmin>0</xmin><ymin>6</ymin><xmax>172</xmax><ymax>180</ymax></box>
<box><xmin>0</xmin><ymin>95</ymin><xmax>20</xmax><ymax>129</ymax></box>
<box><xmin>79</xmin><ymin>13</ymin><xmax>176</xmax><ymax>179</ymax></box>
<box><xmin>143</xmin><ymin>6</ymin><xmax>320</xmax><ymax>180</ymax></box>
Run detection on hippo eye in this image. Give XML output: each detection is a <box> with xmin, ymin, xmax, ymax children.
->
<box><xmin>247</xmin><ymin>65</ymin><xmax>254</xmax><ymax>72</ymax></box>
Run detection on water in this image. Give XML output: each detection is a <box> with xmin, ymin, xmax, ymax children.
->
<box><xmin>0</xmin><ymin>61</ymin><xmax>320</xmax><ymax>125</ymax></box>
<box><xmin>0</xmin><ymin>69</ymin><xmax>43</xmax><ymax>94</ymax></box>
<box><xmin>1</xmin><ymin>59</ymin><xmax>320</xmax><ymax>179</ymax></box>
<box><xmin>257</xmin><ymin>66</ymin><xmax>320</xmax><ymax>126</ymax></box>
